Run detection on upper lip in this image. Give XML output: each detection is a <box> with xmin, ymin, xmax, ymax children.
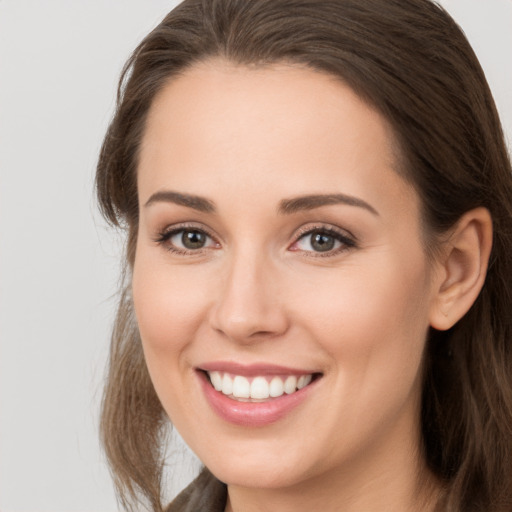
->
<box><xmin>197</xmin><ymin>361</ymin><xmax>320</xmax><ymax>377</ymax></box>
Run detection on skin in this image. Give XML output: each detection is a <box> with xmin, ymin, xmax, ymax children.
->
<box><xmin>132</xmin><ymin>60</ymin><xmax>460</xmax><ymax>511</ymax></box>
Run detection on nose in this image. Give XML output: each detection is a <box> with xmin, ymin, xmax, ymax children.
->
<box><xmin>209</xmin><ymin>251</ymin><xmax>289</xmax><ymax>343</ymax></box>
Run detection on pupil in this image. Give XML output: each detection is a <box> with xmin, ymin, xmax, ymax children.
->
<box><xmin>182</xmin><ymin>230</ymin><xmax>206</xmax><ymax>249</ymax></box>
<box><xmin>311</xmin><ymin>232</ymin><xmax>335</xmax><ymax>252</ymax></box>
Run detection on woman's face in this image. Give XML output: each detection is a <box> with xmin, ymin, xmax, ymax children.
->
<box><xmin>133</xmin><ymin>61</ymin><xmax>441</xmax><ymax>490</ymax></box>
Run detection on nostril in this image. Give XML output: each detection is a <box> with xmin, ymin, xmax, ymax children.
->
<box><xmin>210</xmin><ymin>311</ymin><xmax>289</xmax><ymax>344</ymax></box>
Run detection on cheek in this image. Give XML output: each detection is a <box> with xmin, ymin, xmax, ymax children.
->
<box><xmin>295</xmin><ymin>251</ymin><xmax>432</xmax><ymax>376</ymax></box>
<box><xmin>132</xmin><ymin>251</ymin><xmax>210</xmax><ymax>359</ymax></box>
<box><xmin>290</xmin><ymin>255</ymin><xmax>432</xmax><ymax>454</ymax></box>
<box><xmin>131</xmin><ymin>250</ymin><xmax>216</xmax><ymax>424</ymax></box>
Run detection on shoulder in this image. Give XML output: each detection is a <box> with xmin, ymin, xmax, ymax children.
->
<box><xmin>165</xmin><ymin>467</ymin><xmax>227</xmax><ymax>512</ymax></box>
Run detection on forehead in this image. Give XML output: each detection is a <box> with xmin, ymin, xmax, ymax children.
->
<box><xmin>138</xmin><ymin>59</ymin><xmax>414</xmax><ymax>216</ymax></box>
<box><xmin>142</xmin><ymin>59</ymin><xmax>397</xmax><ymax>161</ymax></box>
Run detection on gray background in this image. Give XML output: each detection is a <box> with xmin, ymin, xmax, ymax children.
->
<box><xmin>0</xmin><ymin>1</ymin><xmax>510</xmax><ymax>510</ymax></box>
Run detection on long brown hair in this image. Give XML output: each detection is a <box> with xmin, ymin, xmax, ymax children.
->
<box><xmin>96</xmin><ymin>1</ymin><xmax>512</xmax><ymax>510</ymax></box>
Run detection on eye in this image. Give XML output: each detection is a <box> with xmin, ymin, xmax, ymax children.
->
<box><xmin>174</xmin><ymin>229</ymin><xmax>210</xmax><ymax>249</ymax></box>
<box><xmin>155</xmin><ymin>226</ymin><xmax>219</xmax><ymax>254</ymax></box>
<box><xmin>290</xmin><ymin>227</ymin><xmax>356</xmax><ymax>255</ymax></box>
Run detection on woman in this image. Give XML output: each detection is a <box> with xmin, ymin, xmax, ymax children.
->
<box><xmin>96</xmin><ymin>0</ymin><xmax>512</xmax><ymax>510</ymax></box>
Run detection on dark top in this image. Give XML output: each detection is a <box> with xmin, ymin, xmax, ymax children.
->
<box><xmin>166</xmin><ymin>468</ymin><xmax>227</xmax><ymax>512</ymax></box>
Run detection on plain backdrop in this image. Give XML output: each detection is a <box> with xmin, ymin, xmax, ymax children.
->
<box><xmin>0</xmin><ymin>1</ymin><xmax>510</xmax><ymax>511</ymax></box>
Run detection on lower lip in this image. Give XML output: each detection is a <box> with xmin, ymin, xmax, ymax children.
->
<box><xmin>198</xmin><ymin>371</ymin><xmax>318</xmax><ymax>427</ymax></box>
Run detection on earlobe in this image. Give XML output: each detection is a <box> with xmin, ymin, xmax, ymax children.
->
<box><xmin>429</xmin><ymin>207</ymin><xmax>493</xmax><ymax>331</ymax></box>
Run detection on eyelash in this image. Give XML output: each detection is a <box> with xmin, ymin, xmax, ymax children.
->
<box><xmin>154</xmin><ymin>223</ymin><xmax>357</xmax><ymax>257</ymax></box>
<box><xmin>290</xmin><ymin>225</ymin><xmax>357</xmax><ymax>257</ymax></box>
<box><xmin>153</xmin><ymin>223</ymin><xmax>219</xmax><ymax>256</ymax></box>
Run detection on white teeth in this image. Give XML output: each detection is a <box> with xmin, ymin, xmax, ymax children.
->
<box><xmin>210</xmin><ymin>371</ymin><xmax>223</xmax><ymax>391</ymax></box>
<box><xmin>222</xmin><ymin>373</ymin><xmax>233</xmax><ymax>395</ymax></box>
<box><xmin>269</xmin><ymin>376</ymin><xmax>284</xmax><ymax>397</ymax></box>
<box><xmin>250</xmin><ymin>377</ymin><xmax>270</xmax><ymax>399</ymax></box>
<box><xmin>232</xmin><ymin>376</ymin><xmax>251</xmax><ymax>398</ymax></box>
<box><xmin>207</xmin><ymin>371</ymin><xmax>314</xmax><ymax>400</ymax></box>
<box><xmin>297</xmin><ymin>374</ymin><xmax>312</xmax><ymax>389</ymax></box>
<box><xmin>284</xmin><ymin>375</ymin><xmax>297</xmax><ymax>394</ymax></box>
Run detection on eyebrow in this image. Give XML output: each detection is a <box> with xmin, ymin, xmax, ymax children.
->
<box><xmin>279</xmin><ymin>193</ymin><xmax>379</xmax><ymax>216</ymax></box>
<box><xmin>144</xmin><ymin>190</ymin><xmax>378</xmax><ymax>216</ymax></box>
<box><xmin>144</xmin><ymin>190</ymin><xmax>216</xmax><ymax>213</ymax></box>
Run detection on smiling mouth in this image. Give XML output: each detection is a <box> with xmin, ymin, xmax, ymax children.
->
<box><xmin>203</xmin><ymin>370</ymin><xmax>321</xmax><ymax>402</ymax></box>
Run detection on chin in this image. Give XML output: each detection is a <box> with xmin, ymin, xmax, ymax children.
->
<box><xmin>190</xmin><ymin>433</ymin><xmax>319</xmax><ymax>490</ymax></box>
<box><xmin>208</xmin><ymin>457</ymin><xmax>309</xmax><ymax>490</ymax></box>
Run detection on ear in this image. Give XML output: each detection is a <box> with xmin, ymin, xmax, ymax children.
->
<box><xmin>429</xmin><ymin>207</ymin><xmax>493</xmax><ymax>331</ymax></box>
